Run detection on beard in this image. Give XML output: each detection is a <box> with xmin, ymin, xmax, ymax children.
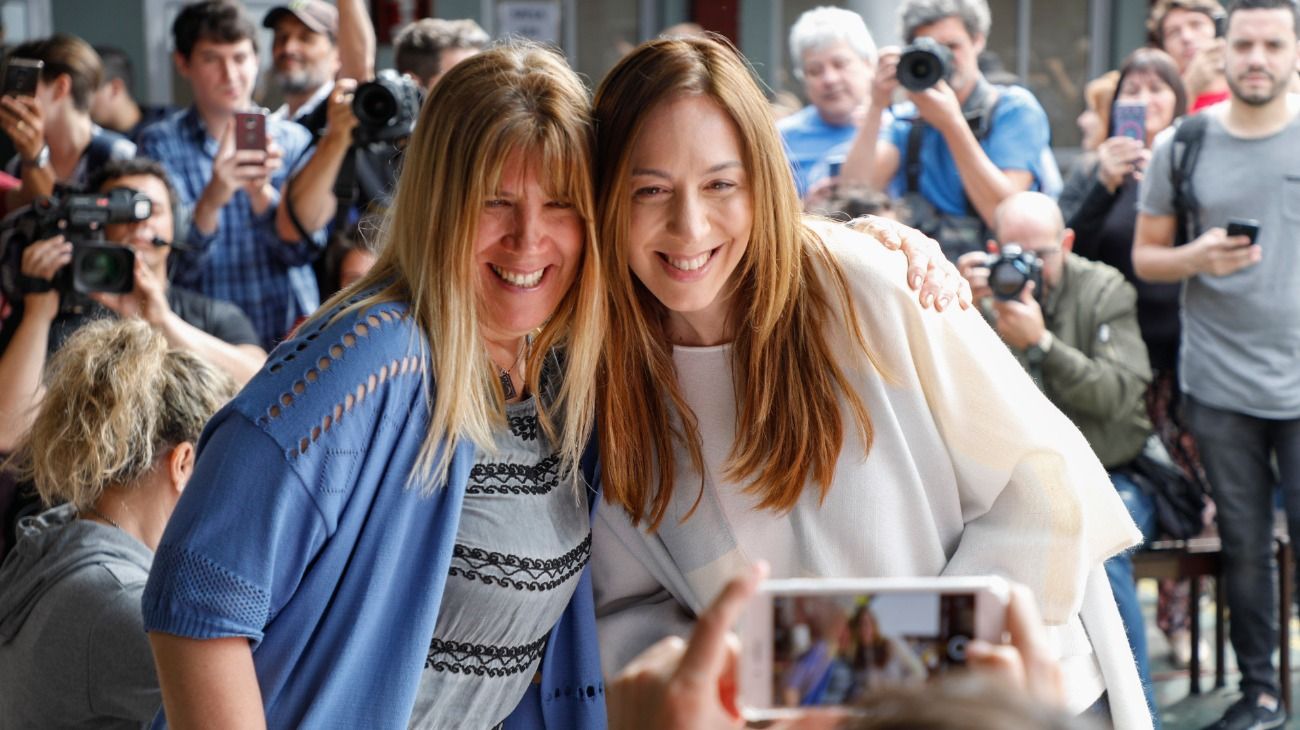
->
<box><xmin>1226</xmin><ymin>68</ymin><xmax>1290</xmax><ymax>106</ymax></box>
<box><xmin>273</xmin><ymin>63</ymin><xmax>329</xmax><ymax>95</ymax></box>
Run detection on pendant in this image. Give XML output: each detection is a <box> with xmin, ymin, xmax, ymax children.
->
<box><xmin>500</xmin><ymin>369</ymin><xmax>516</xmax><ymax>400</ymax></box>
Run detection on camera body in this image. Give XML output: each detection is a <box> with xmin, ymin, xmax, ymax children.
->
<box><xmin>352</xmin><ymin>70</ymin><xmax>425</xmax><ymax>145</ymax></box>
<box><xmin>985</xmin><ymin>243</ymin><xmax>1043</xmax><ymax>301</ymax></box>
<box><xmin>1</xmin><ymin>188</ymin><xmax>153</xmax><ymax>301</ymax></box>
<box><xmin>897</xmin><ymin>37</ymin><xmax>954</xmax><ymax>92</ymax></box>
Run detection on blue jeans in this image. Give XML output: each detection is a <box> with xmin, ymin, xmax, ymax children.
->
<box><xmin>1105</xmin><ymin>469</ymin><xmax>1160</xmax><ymax>729</ymax></box>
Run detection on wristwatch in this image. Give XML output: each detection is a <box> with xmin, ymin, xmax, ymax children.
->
<box><xmin>23</xmin><ymin>144</ymin><xmax>49</xmax><ymax>170</ymax></box>
<box><xmin>1025</xmin><ymin>331</ymin><xmax>1054</xmax><ymax>366</ymax></box>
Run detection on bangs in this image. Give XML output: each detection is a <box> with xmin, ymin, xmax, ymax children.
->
<box><xmin>475</xmin><ymin>117</ymin><xmax>592</xmax><ymax>212</ymax></box>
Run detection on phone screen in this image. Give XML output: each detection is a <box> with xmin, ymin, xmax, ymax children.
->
<box><xmin>770</xmin><ymin>591</ymin><xmax>976</xmax><ymax>708</ymax></box>
<box><xmin>1112</xmin><ymin>102</ymin><xmax>1146</xmax><ymax>142</ymax></box>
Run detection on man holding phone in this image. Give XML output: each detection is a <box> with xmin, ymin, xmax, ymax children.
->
<box><xmin>138</xmin><ymin>0</ymin><xmax>324</xmax><ymax>348</ymax></box>
<box><xmin>1135</xmin><ymin>2</ymin><xmax>1300</xmax><ymax>727</ymax></box>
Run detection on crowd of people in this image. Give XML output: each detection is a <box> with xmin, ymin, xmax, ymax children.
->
<box><xmin>0</xmin><ymin>0</ymin><xmax>1296</xmax><ymax>729</ymax></box>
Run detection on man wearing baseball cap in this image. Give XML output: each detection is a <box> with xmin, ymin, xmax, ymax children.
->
<box><xmin>264</xmin><ymin>1</ymin><xmax>338</xmax><ymax>138</ymax></box>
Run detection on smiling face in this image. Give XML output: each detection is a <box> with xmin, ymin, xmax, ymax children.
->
<box><xmin>474</xmin><ymin>150</ymin><xmax>584</xmax><ymax>347</ymax></box>
<box><xmin>271</xmin><ymin>15</ymin><xmax>338</xmax><ymax>95</ymax></box>
<box><xmin>626</xmin><ymin>94</ymin><xmax>752</xmax><ymax>346</ymax></box>
<box><xmin>1116</xmin><ymin>69</ymin><xmax>1179</xmax><ymax>138</ymax></box>
<box><xmin>800</xmin><ymin>40</ymin><xmax>872</xmax><ymax>126</ymax></box>
<box><xmin>1224</xmin><ymin>7</ymin><xmax>1299</xmax><ymax>107</ymax></box>
<box><xmin>103</xmin><ymin>173</ymin><xmax>174</xmax><ymax>278</ymax></box>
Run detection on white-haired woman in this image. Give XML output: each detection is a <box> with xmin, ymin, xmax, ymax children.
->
<box><xmin>0</xmin><ymin>318</ymin><xmax>235</xmax><ymax>727</ymax></box>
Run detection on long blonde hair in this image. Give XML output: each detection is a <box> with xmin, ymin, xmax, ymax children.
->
<box><xmin>11</xmin><ymin>319</ymin><xmax>235</xmax><ymax>511</ymax></box>
<box><xmin>594</xmin><ymin>35</ymin><xmax>877</xmax><ymax>529</ymax></box>
<box><xmin>319</xmin><ymin>41</ymin><xmax>604</xmax><ymax>490</ymax></box>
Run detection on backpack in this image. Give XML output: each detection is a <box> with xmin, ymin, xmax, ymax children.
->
<box><xmin>1169</xmin><ymin>113</ymin><xmax>1210</xmax><ymax>246</ymax></box>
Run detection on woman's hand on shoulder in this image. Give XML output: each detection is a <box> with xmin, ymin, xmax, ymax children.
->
<box><xmin>848</xmin><ymin>215</ymin><xmax>972</xmax><ymax>312</ymax></box>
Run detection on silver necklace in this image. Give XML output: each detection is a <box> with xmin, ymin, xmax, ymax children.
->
<box><xmin>497</xmin><ymin>337</ymin><xmax>529</xmax><ymax>400</ymax></box>
<box><xmin>85</xmin><ymin>506</ymin><xmax>122</xmax><ymax>531</ymax></box>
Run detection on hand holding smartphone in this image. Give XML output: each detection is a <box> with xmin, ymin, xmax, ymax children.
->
<box><xmin>737</xmin><ymin>576</ymin><xmax>1009</xmax><ymax>721</ymax></box>
<box><xmin>1226</xmin><ymin>218</ymin><xmax>1261</xmax><ymax>247</ymax></box>
<box><xmin>2</xmin><ymin>58</ymin><xmax>43</xmax><ymax>97</ymax></box>
<box><xmin>233</xmin><ymin>110</ymin><xmax>267</xmax><ymax>161</ymax></box>
<box><xmin>1112</xmin><ymin>101</ymin><xmax>1146</xmax><ymax>144</ymax></box>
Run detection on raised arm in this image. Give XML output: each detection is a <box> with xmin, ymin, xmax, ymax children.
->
<box><xmin>336</xmin><ymin>0</ymin><xmax>376</xmax><ymax>82</ymax></box>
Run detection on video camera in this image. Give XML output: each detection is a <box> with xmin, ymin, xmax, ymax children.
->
<box><xmin>352</xmin><ymin>70</ymin><xmax>425</xmax><ymax>146</ymax></box>
<box><xmin>897</xmin><ymin>37</ymin><xmax>953</xmax><ymax>92</ymax></box>
<box><xmin>985</xmin><ymin>244</ymin><xmax>1043</xmax><ymax>301</ymax></box>
<box><xmin>0</xmin><ymin>188</ymin><xmax>152</xmax><ymax>303</ymax></box>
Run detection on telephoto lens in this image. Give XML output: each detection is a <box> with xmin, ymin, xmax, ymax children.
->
<box><xmin>897</xmin><ymin>37</ymin><xmax>953</xmax><ymax>92</ymax></box>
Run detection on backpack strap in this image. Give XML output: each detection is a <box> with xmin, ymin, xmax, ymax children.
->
<box><xmin>1170</xmin><ymin>113</ymin><xmax>1209</xmax><ymax>245</ymax></box>
<box><xmin>904</xmin><ymin>79</ymin><xmax>1003</xmax><ymax>215</ymax></box>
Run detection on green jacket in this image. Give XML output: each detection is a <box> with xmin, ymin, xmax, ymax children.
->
<box><xmin>991</xmin><ymin>253</ymin><xmax>1152</xmax><ymax>469</ymax></box>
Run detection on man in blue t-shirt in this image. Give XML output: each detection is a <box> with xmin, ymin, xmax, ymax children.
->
<box><xmin>839</xmin><ymin>0</ymin><xmax>1060</xmax><ymax>261</ymax></box>
<box><xmin>777</xmin><ymin>7</ymin><xmax>876</xmax><ymax>198</ymax></box>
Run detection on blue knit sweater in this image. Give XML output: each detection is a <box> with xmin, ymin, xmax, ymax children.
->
<box><xmin>142</xmin><ymin>293</ymin><xmax>606</xmax><ymax>728</ymax></box>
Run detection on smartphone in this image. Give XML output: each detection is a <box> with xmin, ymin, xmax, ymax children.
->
<box><xmin>826</xmin><ymin>155</ymin><xmax>846</xmax><ymax>180</ymax></box>
<box><xmin>1112</xmin><ymin>101</ymin><xmax>1146</xmax><ymax>143</ymax></box>
<box><xmin>738</xmin><ymin>576</ymin><xmax>1009</xmax><ymax>722</ymax></box>
<box><xmin>233</xmin><ymin>111</ymin><xmax>267</xmax><ymax>154</ymax></box>
<box><xmin>1226</xmin><ymin>217</ymin><xmax>1261</xmax><ymax>246</ymax></box>
<box><xmin>2</xmin><ymin>58</ymin><xmax>43</xmax><ymax>97</ymax></box>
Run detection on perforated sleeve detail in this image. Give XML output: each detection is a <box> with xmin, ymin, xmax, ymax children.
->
<box><xmin>144</xmin><ymin>543</ymin><xmax>271</xmax><ymax>638</ymax></box>
<box><xmin>256</xmin><ymin>305</ymin><xmax>425</xmax><ymax>460</ymax></box>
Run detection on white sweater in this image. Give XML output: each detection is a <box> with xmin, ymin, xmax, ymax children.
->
<box><xmin>593</xmin><ymin>222</ymin><xmax>1150</xmax><ymax>729</ymax></box>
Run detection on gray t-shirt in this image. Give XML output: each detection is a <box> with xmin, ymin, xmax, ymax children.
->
<box><xmin>1138</xmin><ymin>109</ymin><xmax>1300</xmax><ymax>418</ymax></box>
<box><xmin>409</xmin><ymin>361</ymin><xmax>590</xmax><ymax>729</ymax></box>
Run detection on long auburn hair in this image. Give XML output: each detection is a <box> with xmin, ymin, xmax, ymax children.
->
<box><xmin>593</xmin><ymin>34</ymin><xmax>877</xmax><ymax>529</ymax></box>
<box><xmin>317</xmin><ymin>41</ymin><xmax>604</xmax><ymax>491</ymax></box>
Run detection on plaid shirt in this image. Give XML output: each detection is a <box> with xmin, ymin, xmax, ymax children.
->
<box><xmin>139</xmin><ymin>107</ymin><xmax>324</xmax><ymax>347</ymax></box>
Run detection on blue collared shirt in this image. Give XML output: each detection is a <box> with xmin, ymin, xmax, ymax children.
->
<box><xmin>138</xmin><ymin>107</ymin><xmax>324</xmax><ymax>347</ymax></box>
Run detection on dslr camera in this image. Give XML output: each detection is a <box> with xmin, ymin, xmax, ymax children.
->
<box><xmin>352</xmin><ymin>70</ymin><xmax>425</xmax><ymax>145</ymax></box>
<box><xmin>0</xmin><ymin>188</ymin><xmax>152</xmax><ymax>302</ymax></box>
<box><xmin>897</xmin><ymin>37</ymin><xmax>953</xmax><ymax>92</ymax></box>
<box><xmin>985</xmin><ymin>244</ymin><xmax>1043</xmax><ymax>301</ymax></box>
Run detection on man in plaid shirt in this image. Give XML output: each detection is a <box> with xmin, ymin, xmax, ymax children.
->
<box><xmin>140</xmin><ymin>0</ymin><xmax>325</xmax><ymax>348</ymax></box>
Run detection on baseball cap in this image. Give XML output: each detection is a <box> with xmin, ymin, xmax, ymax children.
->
<box><xmin>263</xmin><ymin>0</ymin><xmax>339</xmax><ymax>39</ymax></box>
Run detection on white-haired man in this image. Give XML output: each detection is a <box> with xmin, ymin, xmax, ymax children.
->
<box><xmin>779</xmin><ymin>6</ymin><xmax>876</xmax><ymax>197</ymax></box>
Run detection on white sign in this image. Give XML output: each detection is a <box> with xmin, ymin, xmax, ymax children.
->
<box><xmin>497</xmin><ymin>1</ymin><xmax>561</xmax><ymax>45</ymax></box>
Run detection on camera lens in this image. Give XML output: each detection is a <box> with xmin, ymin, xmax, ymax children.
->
<box><xmin>988</xmin><ymin>260</ymin><xmax>1029</xmax><ymax>300</ymax></box>
<box><xmin>73</xmin><ymin>244</ymin><xmax>134</xmax><ymax>294</ymax></box>
<box><xmin>353</xmin><ymin>83</ymin><xmax>398</xmax><ymax>127</ymax></box>
<box><xmin>897</xmin><ymin>38</ymin><xmax>953</xmax><ymax>92</ymax></box>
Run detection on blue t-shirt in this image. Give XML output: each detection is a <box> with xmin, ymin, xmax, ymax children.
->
<box><xmin>142</xmin><ymin>293</ymin><xmax>606</xmax><ymax>728</ymax></box>
<box><xmin>778</xmin><ymin>105</ymin><xmax>860</xmax><ymax>197</ymax></box>
<box><xmin>882</xmin><ymin>84</ymin><xmax>1060</xmax><ymax>215</ymax></box>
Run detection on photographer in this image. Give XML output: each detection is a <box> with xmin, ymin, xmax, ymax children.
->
<box><xmin>957</xmin><ymin>191</ymin><xmax>1157</xmax><ymax>726</ymax></box>
<box><xmin>1148</xmin><ymin>0</ymin><xmax>1230</xmax><ymax>111</ymax></box>
<box><xmin>839</xmin><ymin>0</ymin><xmax>1059</xmax><ymax>261</ymax></box>
<box><xmin>0</xmin><ymin>157</ymin><xmax>265</xmax><ymax>453</ymax></box>
<box><xmin>0</xmin><ymin>35</ymin><xmax>136</xmax><ymax>212</ymax></box>
<box><xmin>278</xmin><ymin>15</ymin><xmax>464</xmax><ymax>248</ymax></box>
<box><xmin>263</xmin><ymin>0</ymin><xmax>375</xmax><ymax>140</ymax></box>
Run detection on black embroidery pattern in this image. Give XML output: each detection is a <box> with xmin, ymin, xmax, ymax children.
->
<box><xmin>467</xmin><ymin>455</ymin><xmax>560</xmax><ymax>495</ymax></box>
<box><xmin>425</xmin><ymin>631</ymin><xmax>549</xmax><ymax>677</ymax></box>
<box><xmin>508</xmin><ymin>414</ymin><xmax>538</xmax><ymax>441</ymax></box>
<box><xmin>449</xmin><ymin>533</ymin><xmax>591</xmax><ymax>592</ymax></box>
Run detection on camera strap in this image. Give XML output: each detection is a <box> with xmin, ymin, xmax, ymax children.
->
<box><xmin>18</xmin><ymin>273</ymin><xmax>52</xmax><ymax>294</ymax></box>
